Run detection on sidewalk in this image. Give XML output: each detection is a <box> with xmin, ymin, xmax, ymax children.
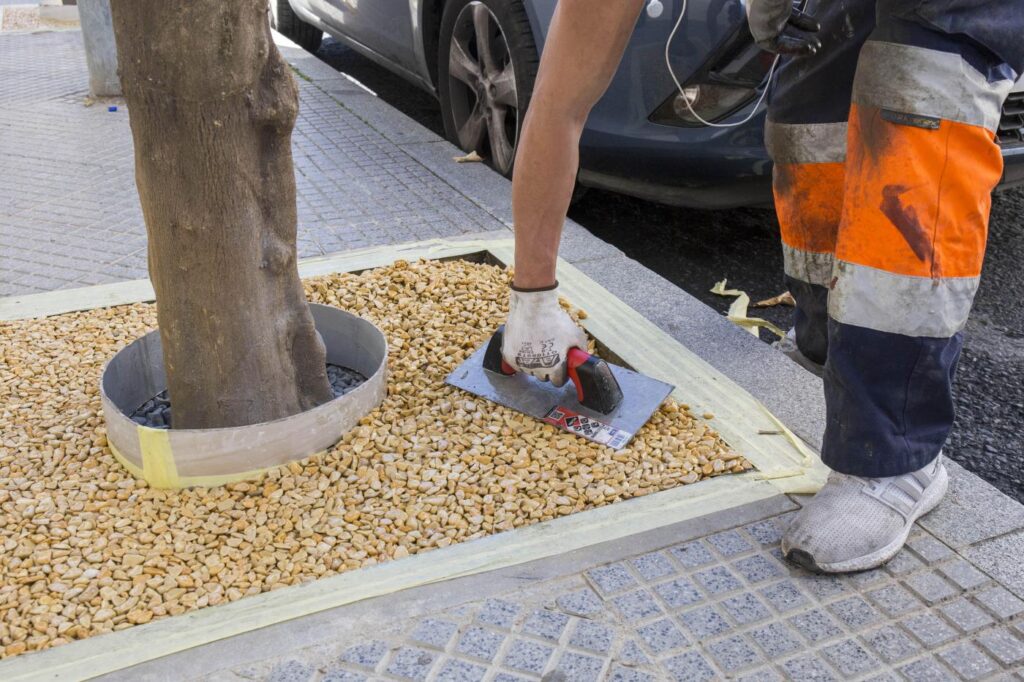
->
<box><xmin>2</xmin><ymin>28</ymin><xmax>1023</xmax><ymax>682</ymax></box>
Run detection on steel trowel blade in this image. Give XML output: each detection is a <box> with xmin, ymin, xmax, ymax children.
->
<box><xmin>445</xmin><ymin>342</ymin><xmax>674</xmax><ymax>450</ymax></box>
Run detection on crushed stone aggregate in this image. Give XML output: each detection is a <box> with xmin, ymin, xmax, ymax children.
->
<box><xmin>0</xmin><ymin>259</ymin><xmax>748</xmax><ymax>658</ymax></box>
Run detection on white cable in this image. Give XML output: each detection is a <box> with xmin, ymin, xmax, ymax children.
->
<box><xmin>663</xmin><ymin>0</ymin><xmax>779</xmax><ymax>128</ymax></box>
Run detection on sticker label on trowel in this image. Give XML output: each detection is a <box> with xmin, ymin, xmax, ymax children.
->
<box><xmin>543</xmin><ymin>406</ymin><xmax>633</xmax><ymax>449</ymax></box>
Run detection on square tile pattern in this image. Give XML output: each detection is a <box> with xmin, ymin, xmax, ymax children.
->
<box><xmin>240</xmin><ymin>515</ymin><xmax>1022</xmax><ymax>681</ymax></box>
<box><xmin>0</xmin><ymin>31</ymin><xmax>502</xmax><ymax>297</ymax></box>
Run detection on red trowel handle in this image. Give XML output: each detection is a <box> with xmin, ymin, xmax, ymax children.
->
<box><xmin>566</xmin><ymin>348</ymin><xmax>624</xmax><ymax>414</ymax></box>
<box><xmin>483</xmin><ymin>327</ymin><xmax>624</xmax><ymax>414</ymax></box>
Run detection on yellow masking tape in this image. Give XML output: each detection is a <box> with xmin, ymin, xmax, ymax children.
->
<box><xmin>138</xmin><ymin>426</ymin><xmax>180</xmax><ymax>489</ymax></box>
<box><xmin>120</xmin><ymin>429</ymin><xmax>321</xmax><ymax>489</ymax></box>
<box><xmin>0</xmin><ymin>473</ymin><xmax>779</xmax><ymax>681</ymax></box>
<box><xmin>0</xmin><ymin>237</ymin><xmax>825</xmax><ymax>680</ymax></box>
<box><xmin>108</xmin><ymin>441</ymin><xmax>146</xmax><ymax>480</ymax></box>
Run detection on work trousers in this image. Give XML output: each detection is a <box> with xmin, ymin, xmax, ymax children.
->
<box><xmin>766</xmin><ymin>0</ymin><xmax>1022</xmax><ymax>477</ymax></box>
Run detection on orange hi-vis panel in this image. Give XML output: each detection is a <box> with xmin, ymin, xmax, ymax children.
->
<box><xmin>836</xmin><ymin>103</ymin><xmax>1003</xmax><ymax>281</ymax></box>
<box><xmin>774</xmin><ymin>161</ymin><xmax>845</xmax><ymax>256</ymax></box>
<box><xmin>766</xmin><ymin>120</ymin><xmax>849</xmax><ymax>289</ymax></box>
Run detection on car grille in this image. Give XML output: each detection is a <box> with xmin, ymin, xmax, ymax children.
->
<box><xmin>998</xmin><ymin>91</ymin><xmax>1024</xmax><ymax>147</ymax></box>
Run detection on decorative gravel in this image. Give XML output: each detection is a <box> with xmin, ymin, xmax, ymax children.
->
<box><xmin>0</xmin><ymin>259</ymin><xmax>748</xmax><ymax>658</ymax></box>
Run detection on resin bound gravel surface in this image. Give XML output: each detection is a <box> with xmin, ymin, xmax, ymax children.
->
<box><xmin>128</xmin><ymin>365</ymin><xmax>367</xmax><ymax>429</ymax></box>
<box><xmin>0</xmin><ymin>259</ymin><xmax>749</xmax><ymax>658</ymax></box>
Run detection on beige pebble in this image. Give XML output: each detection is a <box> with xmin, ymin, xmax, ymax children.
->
<box><xmin>0</xmin><ymin>259</ymin><xmax>749</xmax><ymax>659</ymax></box>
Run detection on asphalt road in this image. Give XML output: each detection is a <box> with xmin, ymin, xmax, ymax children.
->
<box><xmin>317</xmin><ymin>37</ymin><xmax>1024</xmax><ymax>503</ymax></box>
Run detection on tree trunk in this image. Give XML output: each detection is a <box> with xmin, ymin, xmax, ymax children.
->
<box><xmin>109</xmin><ymin>0</ymin><xmax>333</xmax><ymax>429</ymax></box>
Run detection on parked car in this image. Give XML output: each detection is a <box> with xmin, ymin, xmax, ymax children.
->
<box><xmin>270</xmin><ymin>0</ymin><xmax>1024</xmax><ymax>208</ymax></box>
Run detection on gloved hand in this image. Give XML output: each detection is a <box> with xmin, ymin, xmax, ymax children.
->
<box><xmin>746</xmin><ymin>0</ymin><xmax>821</xmax><ymax>56</ymax></box>
<box><xmin>502</xmin><ymin>283</ymin><xmax>588</xmax><ymax>387</ymax></box>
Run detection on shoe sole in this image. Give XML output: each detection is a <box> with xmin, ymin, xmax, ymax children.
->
<box><xmin>784</xmin><ymin>464</ymin><xmax>949</xmax><ymax>574</ymax></box>
<box><xmin>776</xmin><ymin>339</ymin><xmax>825</xmax><ymax>378</ymax></box>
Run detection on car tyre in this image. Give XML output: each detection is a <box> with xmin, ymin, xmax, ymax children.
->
<box><xmin>438</xmin><ymin>0</ymin><xmax>538</xmax><ymax>177</ymax></box>
<box><xmin>269</xmin><ymin>0</ymin><xmax>323</xmax><ymax>54</ymax></box>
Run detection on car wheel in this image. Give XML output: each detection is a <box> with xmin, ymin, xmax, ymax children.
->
<box><xmin>269</xmin><ymin>0</ymin><xmax>323</xmax><ymax>54</ymax></box>
<box><xmin>438</xmin><ymin>0</ymin><xmax>538</xmax><ymax>177</ymax></box>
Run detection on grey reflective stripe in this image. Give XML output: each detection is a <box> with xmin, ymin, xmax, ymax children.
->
<box><xmin>853</xmin><ymin>41</ymin><xmax>1013</xmax><ymax>132</ymax></box>
<box><xmin>765</xmin><ymin>121</ymin><xmax>847</xmax><ymax>164</ymax></box>
<box><xmin>829</xmin><ymin>260</ymin><xmax>979</xmax><ymax>338</ymax></box>
<box><xmin>782</xmin><ymin>244</ymin><xmax>833</xmax><ymax>287</ymax></box>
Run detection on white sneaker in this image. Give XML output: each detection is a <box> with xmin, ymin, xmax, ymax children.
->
<box><xmin>775</xmin><ymin>328</ymin><xmax>824</xmax><ymax>377</ymax></box>
<box><xmin>782</xmin><ymin>456</ymin><xmax>948</xmax><ymax>573</ymax></box>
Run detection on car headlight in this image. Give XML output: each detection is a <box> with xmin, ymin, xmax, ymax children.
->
<box><xmin>651</xmin><ymin>27</ymin><xmax>775</xmax><ymax>128</ymax></box>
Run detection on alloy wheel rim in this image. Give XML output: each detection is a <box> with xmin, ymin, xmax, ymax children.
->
<box><xmin>447</xmin><ymin>1</ymin><xmax>518</xmax><ymax>174</ymax></box>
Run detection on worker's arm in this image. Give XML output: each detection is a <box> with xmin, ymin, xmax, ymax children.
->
<box><xmin>511</xmin><ymin>0</ymin><xmax>646</xmax><ymax>289</ymax></box>
<box><xmin>502</xmin><ymin>0</ymin><xmax>644</xmax><ymax>386</ymax></box>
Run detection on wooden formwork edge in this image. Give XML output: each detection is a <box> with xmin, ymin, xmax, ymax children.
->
<box><xmin>0</xmin><ymin>237</ymin><xmax>825</xmax><ymax>681</ymax></box>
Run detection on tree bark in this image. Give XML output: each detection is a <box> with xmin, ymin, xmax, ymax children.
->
<box><xmin>109</xmin><ymin>0</ymin><xmax>333</xmax><ymax>429</ymax></box>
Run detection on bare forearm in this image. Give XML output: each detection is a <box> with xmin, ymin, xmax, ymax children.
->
<box><xmin>511</xmin><ymin>0</ymin><xmax>645</xmax><ymax>288</ymax></box>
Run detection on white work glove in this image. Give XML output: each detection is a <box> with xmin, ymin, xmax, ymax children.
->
<box><xmin>502</xmin><ymin>284</ymin><xmax>588</xmax><ymax>387</ymax></box>
<box><xmin>746</xmin><ymin>0</ymin><xmax>821</xmax><ymax>56</ymax></box>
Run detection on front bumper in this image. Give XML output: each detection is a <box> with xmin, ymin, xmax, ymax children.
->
<box><xmin>998</xmin><ymin>143</ymin><xmax>1024</xmax><ymax>190</ymax></box>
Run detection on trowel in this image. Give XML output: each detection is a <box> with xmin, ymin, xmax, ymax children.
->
<box><xmin>445</xmin><ymin>326</ymin><xmax>674</xmax><ymax>450</ymax></box>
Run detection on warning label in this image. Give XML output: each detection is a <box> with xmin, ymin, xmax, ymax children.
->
<box><xmin>543</xmin><ymin>406</ymin><xmax>633</xmax><ymax>450</ymax></box>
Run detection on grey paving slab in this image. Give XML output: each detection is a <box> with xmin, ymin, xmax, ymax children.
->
<box><xmin>520</xmin><ymin>609</ymin><xmax>569</xmax><ymax>642</ymax></box>
<box><xmin>904</xmin><ymin>570</ymin><xmax>961</xmax><ymax>606</ymax></box>
<box><xmin>585</xmin><ymin>563</ymin><xmax>637</xmax><ymax>596</ymax></box>
<box><xmin>653</xmin><ymin>577</ymin><xmax>704</xmax><ymax>610</ymax></box>
<box><xmin>266</xmin><ymin>660</ymin><xmax>314</xmax><ymax>682</ymax></box>
<box><xmin>611</xmin><ymin>589</ymin><xmax>664</xmax><ymax>623</ymax></box>
<box><xmin>567</xmin><ymin>620</ymin><xmax>614</xmax><ymax>654</ymax></box>
<box><xmin>706</xmin><ymin>634</ymin><xmax>763</xmax><ymax>672</ymax></box>
<box><xmin>975</xmin><ymin>585</ymin><xmax>1024</xmax><ymax>620</ymax></box>
<box><xmin>668</xmin><ymin>540</ymin><xmax>716</xmax><ymax>569</ymax></box>
<box><xmin>630</xmin><ymin>552</ymin><xmax>675</xmax><ymax>581</ymax></box>
<box><xmin>899</xmin><ymin>656</ymin><xmax>957</xmax><ymax>681</ymax></box>
<box><xmin>0</xmin><ymin>31</ymin><xmax>506</xmax><ymax>297</ymax></box>
<box><xmin>907</xmin><ymin>533</ymin><xmax>956</xmax><ymax>563</ymax></box>
<box><xmin>720</xmin><ymin>592</ymin><xmax>773</xmax><ymax>625</ymax></box>
<box><xmin>477</xmin><ymin>599</ymin><xmax>521</xmax><ymax>630</ymax></box>
<box><xmin>975</xmin><ymin>627</ymin><xmax>1024</xmax><ymax>666</ymax></box>
<box><xmin>940</xmin><ymin>558</ymin><xmax>992</xmax><ymax>591</ymax></box>
<box><xmin>433</xmin><ymin>658</ymin><xmax>487</xmax><ymax>682</ymax></box>
<box><xmin>176</xmin><ymin>508</ymin><xmax>1024</xmax><ymax>681</ymax></box>
<box><xmin>396</xmin><ymin>141</ymin><xmax>628</xmax><ymax>269</ymax></box>
<box><xmin>863</xmin><ymin>625</ymin><xmax>923</xmax><ymax>664</ymax></box>
<box><xmin>395</xmin><ymin>140</ymin><xmax>514</xmax><ymax>226</ymax></box>
<box><xmin>635</xmin><ymin>618</ymin><xmax>688</xmax><ymax>655</ymax></box>
<box><xmin>324</xmin><ymin>90</ymin><xmax>442</xmax><ymax>147</ymax></box>
<box><xmin>902</xmin><ymin>611</ymin><xmax>959</xmax><ymax>648</ymax></box>
<box><xmin>940</xmin><ymin>598</ymin><xmax>995</xmax><ymax>633</ymax></box>
<box><xmin>938</xmin><ymin>641</ymin><xmax>999</xmax><ymax>680</ymax></box>
<box><xmin>866</xmin><ymin>583</ymin><xmax>926</xmax><ymax>619</ymax></box>
<box><xmin>456</xmin><ymin>626</ymin><xmax>505</xmax><ymax>661</ymax></box>
<box><xmin>919</xmin><ymin>461</ymin><xmax>1024</xmax><ymax>548</ymax></box>
<box><xmin>409</xmin><ymin>618</ymin><xmax>459</xmax><ymax>650</ymax></box>
<box><xmin>555</xmin><ymin>588</ymin><xmax>603</xmax><ymax>618</ymax></box>
<box><xmin>963</xmin><ymin>530</ymin><xmax>1024</xmax><ymax>599</ymax></box>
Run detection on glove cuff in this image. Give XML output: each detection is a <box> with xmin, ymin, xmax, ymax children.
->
<box><xmin>511</xmin><ymin>280</ymin><xmax>559</xmax><ymax>293</ymax></box>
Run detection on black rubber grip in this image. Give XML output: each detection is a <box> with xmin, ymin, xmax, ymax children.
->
<box><xmin>483</xmin><ymin>326</ymin><xmax>516</xmax><ymax>375</ymax></box>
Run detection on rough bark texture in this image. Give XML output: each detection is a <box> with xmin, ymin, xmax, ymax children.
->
<box><xmin>109</xmin><ymin>0</ymin><xmax>333</xmax><ymax>429</ymax></box>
